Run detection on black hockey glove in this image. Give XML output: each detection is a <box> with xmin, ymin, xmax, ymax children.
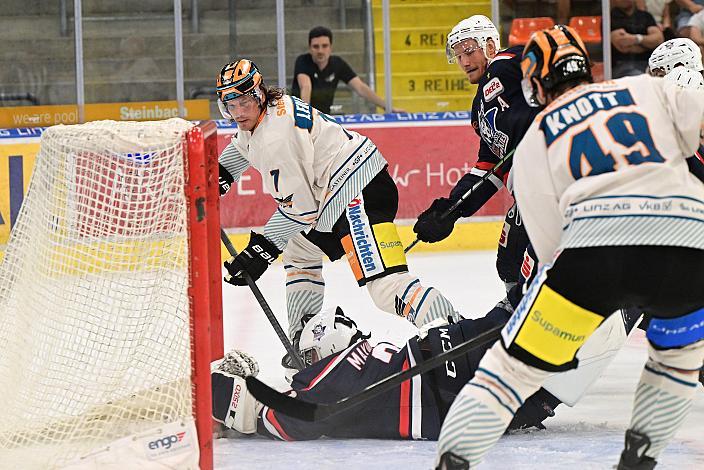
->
<box><xmin>219</xmin><ymin>163</ymin><xmax>234</xmax><ymax>196</ymax></box>
<box><xmin>224</xmin><ymin>232</ymin><xmax>282</xmax><ymax>286</ymax></box>
<box><xmin>413</xmin><ymin>198</ymin><xmax>461</xmax><ymax>243</ymax></box>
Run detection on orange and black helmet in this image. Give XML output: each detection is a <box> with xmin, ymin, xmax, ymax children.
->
<box><xmin>520</xmin><ymin>25</ymin><xmax>592</xmax><ymax>107</ymax></box>
<box><xmin>216</xmin><ymin>59</ymin><xmax>263</xmax><ymax>102</ymax></box>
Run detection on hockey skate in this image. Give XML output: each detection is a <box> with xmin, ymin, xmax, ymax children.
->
<box><xmin>616</xmin><ymin>429</ymin><xmax>657</xmax><ymax>469</ymax></box>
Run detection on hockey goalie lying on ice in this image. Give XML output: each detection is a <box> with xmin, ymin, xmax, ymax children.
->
<box><xmin>211</xmin><ymin>302</ymin><xmax>643</xmax><ymax>442</ymax></box>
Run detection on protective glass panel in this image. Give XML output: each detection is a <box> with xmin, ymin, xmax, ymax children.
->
<box><xmin>286</xmin><ymin>1</ymin><xmax>372</xmax><ymax>115</ymax></box>
<box><xmin>0</xmin><ymin>2</ymin><xmax>76</xmax><ymax>126</ymax></box>
<box><xmin>373</xmin><ymin>0</ymin><xmax>492</xmax><ymax>113</ymax></box>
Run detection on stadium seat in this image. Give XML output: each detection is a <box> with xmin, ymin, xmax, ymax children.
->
<box><xmin>508</xmin><ymin>17</ymin><xmax>555</xmax><ymax>46</ymax></box>
<box><xmin>569</xmin><ymin>16</ymin><xmax>602</xmax><ymax>44</ymax></box>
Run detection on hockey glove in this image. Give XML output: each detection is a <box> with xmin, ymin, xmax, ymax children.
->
<box><xmin>413</xmin><ymin>198</ymin><xmax>461</xmax><ymax>243</ymax></box>
<box><xmin>219</xmin><ymin>163</ymin><xmax>234</xmax><ymax>196</ymax></box>
<box><xmin>224</xmin><ymin>232</ymin><xmax>282</xmax><ymax>286</ymax></box>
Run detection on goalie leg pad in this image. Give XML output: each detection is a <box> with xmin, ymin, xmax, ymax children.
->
<box><xmin>211</xmin><ymin>371</ymin><xmax>262</xmax><ymax>434</ymax></box>
<box><xmin>502</xmin><ymin>267</ymin><xmax>605</xmax><ymax>372</ymax></box>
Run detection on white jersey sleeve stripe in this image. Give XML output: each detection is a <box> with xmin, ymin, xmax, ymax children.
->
<box><xmin>329</xmin><ymin>137</ymin><xmax>370</xmax><ymax>180</ymax></box>
<box><xmin>218</xmin><ymin>141</ymin><xmax>249</xmax><ymax>182</ymax></box>
<box><xmin>316</xmin><ymin>149</ymin><xmax>386</xmax><ymax>232</ymax></box>
<box><xmin>264</xmin><ymin>209</ymin><xmax>310</xmax><ymax>250</ymax></box>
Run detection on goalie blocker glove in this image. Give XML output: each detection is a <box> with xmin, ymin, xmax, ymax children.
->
<box><xmin>413</xmin><ymin>198</ymin><xmax>461</xmax><ymax>243</ymax></box>
<box><xmin>211</xmin><ymin>349</ymin><xmax>262</xmax><ymax>434</ymax></box>
<box><xmin>224</xmin><ymin>231</ymin><xmax>282</xmax><ymax>286</ymax></box>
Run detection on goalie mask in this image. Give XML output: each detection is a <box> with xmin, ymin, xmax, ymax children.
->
<box><xmin>648</xmin><ymin>38</ymin><xmax>703</xmax><ymax>77</ymax></box>
<box><xmin>520</xmin><ymin>25</ymin><xmax>592</xmax><ymax>107</ymax></box>
<box><xmin>299</xmin><ymin>307</ymin><xmax>368</xmax><ymax>365</ymax></box>
<box><xmin>446</xmin><ymin>15</ymin><xmax>500</xmax><ymax>64</ymax></box>
<box><xmin>664</xmin><ymin>65</ymin><xmax>704</xmax><ymax>91</ymax></box>
<box><xmin>216</xmin><ymin>59</ymin><xmax>264</xmax><ymax>120</ymax></box>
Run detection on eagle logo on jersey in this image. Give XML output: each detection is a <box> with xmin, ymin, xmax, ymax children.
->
<box><xmin>274</xmin><ymin>194</ymin><xmax>294</xmax><ymax>208</ymax></box>
<box><xmin>478</xmin><ymin>101</ymin><xmax>510</xmax><ymax>157</ymax></box>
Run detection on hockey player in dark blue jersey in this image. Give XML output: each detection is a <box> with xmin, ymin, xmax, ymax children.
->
<box><xmin>211</xmin><ymin>251</ymin><xmax>645</xmax><ymax>442</ymax></box>
<box><xmin>212</xmin><ymin>303</ymin><xmax>562</xmax><ymax>442</ymax></box>
<box><xmin>413</xmin><ymin>15</ymin><xmax>542</xmax><ymax>291</ymax></box>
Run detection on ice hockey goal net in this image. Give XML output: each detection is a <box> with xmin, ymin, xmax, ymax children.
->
<box><xmin>0</xmin><ymin>119</ymin><xmax>222</xmax><ymax>469</ymax></box>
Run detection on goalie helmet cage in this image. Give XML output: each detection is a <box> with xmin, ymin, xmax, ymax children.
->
<box><xmin>0</xmin><ymin>119</ymin><xmax>223</xmax><ymax>470</ymax></box>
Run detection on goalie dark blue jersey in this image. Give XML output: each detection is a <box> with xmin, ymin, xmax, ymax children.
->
<box><xmin>256</xmin><ymin>304</ymin><xmax>559</xmax><ymax>442</ymax></box>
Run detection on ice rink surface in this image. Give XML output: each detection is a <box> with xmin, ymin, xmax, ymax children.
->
<box><xmin>215</xmin><ymin>250</ymin><xmax>704</xmax><ymax>469</ymax></box>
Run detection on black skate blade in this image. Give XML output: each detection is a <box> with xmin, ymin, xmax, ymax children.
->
<box><xmin>246</xmin><ymin>376</ymin><xmax>319</xmax><ymax>421</ymax></box>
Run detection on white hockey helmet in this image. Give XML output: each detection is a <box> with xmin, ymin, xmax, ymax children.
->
<box><xmin>446</xmin><ymin>15</ymin><xmax>500</xmax><ymax>64</ymax></box>
<box><xmin>664</xmin><ymin>65</ymin><xmax>704</xmax><ymax>91</ymax></box>
<box><xmin>299</xmin><ymin>307</ymin><xmax>366</xmax><ymax>365</ymax></box>
<box><xmin>648</xmin><ymin>38</ymin><xmax>704</xmax><ymax>77</ymax></box>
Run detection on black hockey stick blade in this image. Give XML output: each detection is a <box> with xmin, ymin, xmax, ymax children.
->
<box><xmin>247</xmin><ymin>324</ymin><xmax>503</xmax><ymax>421</ymax></box>
<box><xmin>245</xmin><ymin>376</ymin><xmax>318</xmax><ymax>421</ymax></box>
<box><xmin>220</xmin><ymin>229</ymin><xmax>306</xmax><ymax>371</ymax></box>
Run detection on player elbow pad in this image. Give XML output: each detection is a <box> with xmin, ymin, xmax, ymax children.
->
<box><xmin>448</xmin><ymin>173</ymin><xmax>500</xmax><ymax>218</ymax></box>
<box><xmin>219</xmin><ymin>163</ymin><xmax>235</xmax><ymax>196</ymax></box>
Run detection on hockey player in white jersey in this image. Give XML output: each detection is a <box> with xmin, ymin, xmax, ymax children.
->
<box><xmin>647</xmin><ymin>38</ymin><xmax>704</xmax><ymax>183</ymax></box>
<box><xmin>647</xmin><ymin>37</ymin><xmax>703</xmax><ymax>78</ymax></box>
<box><xmin>216</xmin><ymin>59</ymin><xmax>460</xmax><ymax>367</ymax></box>
<box><xmin>435</xmin><ymin>25</ymin><xmax>704</xmax><ymax>470</ymax></box>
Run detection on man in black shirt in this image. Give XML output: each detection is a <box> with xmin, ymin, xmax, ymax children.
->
<box><xmin>291</xmin><ymin>26</ymin><xmax>403</xmax><ymax>114</ymax></box>
<box><xmin>611</xmin><ymin>0</ymin><xmax>664</xmax><ymax>77</ymax></box>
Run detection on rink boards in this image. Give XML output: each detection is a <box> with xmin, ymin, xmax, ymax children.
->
<box><xmin>0</xmin><ymin>114</ymin><xmax>511</xmax><ymax>257</ymax></box>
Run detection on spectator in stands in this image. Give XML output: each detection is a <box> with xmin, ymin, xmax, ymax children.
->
<box><xmin>291</xmin><ymin>26</ymin><xmax>404</xmax><ymax>114</ymax></box>
<box><xmin>611</xmin><ymin>0</ymin><xmax>664</xmax><ymax>77</ymax></box>
<box><xmin>637</xmin><ymin>0</ymin><xmax>676</xmax><ymax>39</ymax></box>
<box><xmin>687</xmin><ymin>10</ymin><xmax>704</xmax><ymax>55</ymax></box>
<box><xmin>674</xmin><ymin>0</ymin><xmax>704</xmax><ymax>36</ymax></box>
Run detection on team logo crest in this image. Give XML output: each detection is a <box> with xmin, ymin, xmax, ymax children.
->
<box><xmin>478</xmin><ymin>101</ymin><xmax>509</xmax><ymax>157</ymax></box>
<box><xmin>274</xmin><ymin>194</ymin><xmax>294</xmax><ymax>208</ymax></box>
<box><xmin>312</xmin><ymin>323</ymin><xmax>326</xmax><ymax>341</ymax></box>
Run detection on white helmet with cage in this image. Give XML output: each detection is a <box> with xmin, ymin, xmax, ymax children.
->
<box><xmin>446</xmin><ymin>15</ymin><xmax>500</xmax><ymax>64</ymax></box>
<box><xmin>664</xmin><ymin>65</ymin><xmax>704</xmax><ymax>91</ymax></box>
<box><xmin>299</xmin><ymin>307</ymin><xmax>367</xmax><ymax>365</ymax></box>
<box><xmin>648</xmin><ymin>38</ymin><xmax>704</xmax><ymax>77</ymax></box>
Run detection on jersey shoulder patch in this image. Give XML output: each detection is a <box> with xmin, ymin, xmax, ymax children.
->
<box><xmin>290</xmin><ymin>95</ymin><xmax>313</xmax><ymax>131</ymax></box>
<box><xmin>483</xmin><ymin>76</ymin><xmax>505</xmax><ymax>102</ymax></box>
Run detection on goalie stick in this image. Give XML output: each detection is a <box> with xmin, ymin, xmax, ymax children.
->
<box><xmin>405</xmin><ymin>148</ymin><xmax>516</xmax><ymax>254</ymax></box>
<box><xmin>220</xmin><ymin>229</ymin><xmax>305</xmax><ymax>371</ymax></box>
<box><xmin>245</xmin><ymin>324</ymin><xmax>502</xmax><ymax>421</ymax></box>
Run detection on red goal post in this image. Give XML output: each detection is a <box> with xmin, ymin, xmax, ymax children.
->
<box><xmin>187</xmin><ymin>120</ymin><xmax>224</xmax><ymax>470</ymax></box>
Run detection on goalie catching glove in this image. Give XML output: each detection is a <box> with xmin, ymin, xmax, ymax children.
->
<box><xmin>413</xmin><ymin>198</ymin><xmax>461</xmax><ymax>243</ymax></box>
<box><xmin>211</xmin><ymin>349</ymin><xmax>262</xmax><ymax>435</ymax></box>
<box><xmin>224</xmin><ymin>231</ymin><xmax>282</xmax><ymax>285</ymax></box>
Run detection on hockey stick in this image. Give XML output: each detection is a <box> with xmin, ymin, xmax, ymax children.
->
<box><xmin>404</xmin><ymin>148</ymin><xmax>516</xmax><ymax>254</ymax></box>
<box><xmin>220</xmin><ymin>229</ymin><xmax>305</xmax><ymax>371</ymax></box>
<box><xmin>246</xmin><ymin>324</ymin><xmax>502</xmax><ymax>421</ymax></box>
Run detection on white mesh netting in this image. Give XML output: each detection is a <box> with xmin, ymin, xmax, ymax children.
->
<box><xmin>0</xmin><ymin>119</ymin><xmax>199</xmax><ymax>468</ymax></box>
